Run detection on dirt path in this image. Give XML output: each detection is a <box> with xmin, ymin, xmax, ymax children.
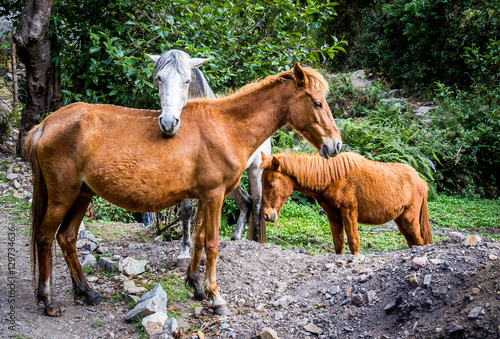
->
<box><xmin>1</xmin><ymin>201</ymin><xmax>499</xmax><ymax>339</ymax></box>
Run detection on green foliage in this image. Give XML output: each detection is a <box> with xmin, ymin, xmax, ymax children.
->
<box><xmin>424</xmin><ymin>83</ymin><xmax>500</xmax><ymax>197</ymax></box>
<box><xmin>348</xmin><ymin>0</ymin><xmax>500</xmax><ymax>93</ymax></box>
<box><xmin>88</xmin><ymin>197</ymin><xmax>135</xmax><ymax>223</ymax></box>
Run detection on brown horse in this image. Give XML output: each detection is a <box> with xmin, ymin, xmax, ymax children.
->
<box><xmin>24</xmin><ymin>63</ymin><xmax>342</xmax><ymax>316</ymax></box>
<box><xmin>260</xmin><ymin>152</ymin><xmax>432</xmax><ymax>255</ymax></box>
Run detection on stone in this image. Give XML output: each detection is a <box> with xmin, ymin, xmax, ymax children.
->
<box><xmin>118</xmin><ymin>257</ymin><xmax>148</xmax><ymax>276</ymax></box>
<box><xmin>274</xmin><ymin>311</ymin><xmax>283</xmax><ymax>320</ymax></box>
<box><xmin>194</xmin><ymin>306</ymin><xmax>203</xmax><ymax>317</ymax></box>
<box><xmin>351</xmin><ymin>294</ymin><xmax>364</xmax><ymax>306</ymax></box>
<box><xmin>96</xmin><ymin>246</ymin><xmax>109</xmax><ymax>254</ymax></box>
<box><xmin>330</xmin><ymin>285</ymin><xmax>340</xmax><ymax>295</ymax></box>
<box><xmin>76</xmin><ymin>239</ymin><xmax>86</xmax><ymax>249</ymax></box>
<box><xmin>304</xmin><ymin>322</ymin><xmax>322</xmax><ymax>335</ymax></box>
<box><xmin>141</xmin><ymin>312</ymin><xmax>168</xmax><ymax>335</ymax></box>
<box><xmin>489</xmin><ymin>254</ymin><xmax>498</xmax><ymax>260</ymax></box>
<box><xmin>79</xmin><ymin>230</ymin><xmax>99</xmax><ymax>243</ymax></box>
<box><xmin>464</xmin><ymin>235</ymin><xmax>482</xmax><ymax>246</ymax></box>
<box><xmin>411</xmin><ymin>256</ymin><xmax>427</xmax><ymax>270</ymax></box>
<box><xmin>423</xmin><ymin>274</ymin><xmax>432</xmax><ymax>287</ymax></box>
<box><xmin>380</xmin><ymin>98</ymin><xmax>405</xmax><ymax>107</ymax></box>
<box><xmin>98</xmin><ymin>257</ymin><xmax>118</xmax><ymax>273</ymax></box>
<box><xmin>384</xmin><ymin>300</ymin><xmax>397</xmax><ymax>313</ymax></box>
<box><xmin>124</xmin><ymin>294</ymin><xmax>140</xmax><ymax>304</ymax></box>
<box><xmin>259</xmin><ymin>328</ymin><xmax>278</xmax><ymax>339</ymax></box>
<box><xmin>154</xmin><ymin>235</ymin><xmax>163</xmax><ymax>242</ymax></box>
<box><xmin>429</xmin><ymin>259</ymin><xmax>444</xmax><ymax>265</ymax></box>
<box><xmin>272</xmin><ymin>295</ymin><xmax>294</xmax><ymax>308</ymax></box>
<box><xmin>164</xmin><ymin>318</ymin><xmax>178</xmax><ymax>334</ymax></box>
<box><xmin>445</xmin><ymin>323</ymin><xmax>465</xmax><ymax>336</ymax></box>
<box><xmin>448</xmin><ymin>232</ymin><xmax>465</xmax><ymax>242</ymax></box>
<box><xmin>387</xmin><ymin>89</ymin><xmax>402</xmax><ymax>97</ymax></box>
<box><xmin>416</xmin><ymin>106</ymin><xmax>438</xmax><ymax>114</ymax></box>
<box><xmin>410</xmin><ymin>273</ymin><xmax>419</xmax><ymax>288</ymax></box>
<box><xmin>111</xmin><ymin>255</ymin><xmax>121</xmax><ymax>261</ymax></box>
<box><xmin>6</xmin><ymin>173</ymin><xmax>17</xmax><ymax>181</ymax></box>
<box><xmin>124</xmin><ymin>284</ymin><xmax>167</xmax><ymax>321</ymax></box>
<box><xmin>467</xmin><ymin>306</ymin><xmax>483</xmax><ymax>320</ymax></box>
<box><xmin>84</xmin><ymin>240</ymin><xmax>98</xmax><ymax>253</ymax></box>
<box><xmin>219</xmin><ymin>323</ymin><xmax>230</xmax><ymax>331</ymax></box>
<box><xmin>81</xmin><ymin>254</ymin><xmax>97</xmax><ymax>267</ymax></box>
<box><xmin>366</xmin><ymin>290</ymin><xmax>376</xmax><ymax>304</ymax></box>
<box><xmin>123</xmin><ymin>280</ymin><xmax>141</xmax><ymax>295</ymax></box>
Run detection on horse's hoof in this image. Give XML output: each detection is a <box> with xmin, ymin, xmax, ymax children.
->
<box><xmin>84</xmin><ymin>291</ymin><xmax>102</xmax><ymax>306</ymax></box>
<box><xmin>213</xmin><ymin>304</ymin><xmax>231</xmax><ymax>316</ymax></box>
<box><xmin>44</xmin><ymin>305</ymin><xmax>63</xmax><ymax>317</ymax></box>
<box><xmin>194</xmin><ymin>290</ymin><xmax>208</xmax><ymax>301</ymax></box>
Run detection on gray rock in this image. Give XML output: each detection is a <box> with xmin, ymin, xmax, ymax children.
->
<box><xmin>411</xmin><ymin>256</ymin><xmax>427</xmax><ymax>269</ymax></box>
<box><xmin>259</xmin><ymin>328</ymin><xmax>278</xmax><ymax>339</ymax></box>
<box><xmin>141</xmin><ymin>312</ymin><xmax>168</xmax><ymax>336</ymax></box>
<box><xmin>84</xmin><ymin>240</ymin><xmax>98</xmax><ymax>253</ymax></box>
<box><xmin>123</xmin><ymin>280</ymin><xmax>141</xmax><ymax>295</ymax></box>
<box><xmin>154</xmin><ymin>235</ymin><xmax>163</xmax><ymax>242</ymax></box>
<box><xmin>467</xmin><ymin>306</ymin><xmax>483</xmax><ymax>319</ymax></box>
<box><xmin>387</xmin><ymin>89</ymin><xmax>402</xmax><ymax>97</ymax></box>
<box><xmin>351</xmin><ymin>294</ymin><xmax>364</xmax><ymax>306</ymax></box>
<box><xmin>330</xmin><ymin>285</ymin><xmax>340</xmax><ymax>295</ymax></box>
<box><xmin>380</xmin><ymin>98</ymin><xmax>405</xmax><ymax>107</ymax></box>
<box><xmin>79</xmin><ymin>230</ymin><xmax>99</xmax><ymax>243</ymax></box>
<box><xmin>125</xmin><ymin>285</ymin><xmax>168</xmax><ymax>322</ymax></box>
<box><xmin>448</xmin><ymin>232</ymin><xmax>465</xmax><ymax>242</ymax></box>
<box><xmin>6</xmin><ymin>173</ymin><xmax>17</xmax><ymax>181</ymax></box>
<box><xmin>96</xmin><ymin>246</ymin><xmax>109</xmax><ymax>254</ymax></box>
<box><xmin>366</xmin><ymin>290</ymin><xmax>376</xmax><ymax>304</ymax></box>
<box><xmin>417</xmin><ymin>106</ymin><xmax>438</xmax><ymax>114</ymax></box>
<box><xmin>384</xmin><ymin>300</ymin><xmax>397</xmax><ymax>313</ymax></box>
<box><xmin>304</xmin><ymin>322</ymin><xmax>322</xmax><ymax>335</ymax></box>
<box><xmin>98</xmin><ymin>257</ymin><xmax>118</xmax><ymax>273</ymax></box>
<box><xmin>219</xmin><ymin>323</ymin><xmax>231</xmax><ymax>331</ymax></box>
<box><xmin>274</xmin><ymin>311</ymin><xmax>283</xmax><ymax>320</ymax></box>
<box><xmin>164</xmin><ymin>318</ymin><xmax>178</xmax><ymax>334</ymax></box>
<box><xmin>118</xmin><ymin>257</ymin><xmax>148</xmax><ymax>276</ymax></box>
<box><xmin>272</xmin><ymin>295</ymin><xmax>294</xmax><ymax>308</ymax></box>
<box><xmin>194</xmin><ymin>306</ymin><xmax>203</xmax><ymax>317</ymax></box>
<box><xmin>140</xmin><ymin>284</ymin><xmax>167</xmax><ymax>305</ymax></box>
<box><xmin>81</xmin><ymin>254</ymin><xmax>97</xmax><ymax>267</ymax></box>
<box><xmin>423</xmin><ymin>274</ymin><xmax>432</xmax><ymax>287</ymax></box>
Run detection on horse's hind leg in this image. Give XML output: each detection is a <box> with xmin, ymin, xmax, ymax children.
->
<box><xmin>340</xmin><ymin>207</ymin><xmax>360</xmax><ymax>255</ymax></box>
<box><xmin>176</xmin><ymin>199</ymin><xmax>193</xmax><ymax>268</ymax></box>
<box><xmin>228</xmin><ymin>186</ymin><xmax>252</xmax><ymax>241</ymax></box>
<box><xmin>56</xmin><ymin>184</ymin><xmax>101</xmax><ymax>306</ymax></box>
<box><xmin>326</xmin><ymin>213</ymin><xmax>345</xmax><ymax>254</ymax></box>
<box><xmin>36</xmin><ymin>199</ymin><xmax>79</xmax><ymax>316</ymax></box>
<box><xmin>395</xmin><ymin>212</ymin><xmax>424</xmax><ymax>247</ymax></box>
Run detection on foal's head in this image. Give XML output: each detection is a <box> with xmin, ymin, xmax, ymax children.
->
<box><xmin>147</xmin><ymin>49</ymin><xmax>211</xmax><ymax>137</ymax></box>
<box><xmin>285</xmin><ymin>63</ymin><xmax>342</xmax><ymax>159</ymax></box>
<box><xmin>260</xmin><ymin>154</ymin><xmax>294</xmax><ymax>223</ymax></box>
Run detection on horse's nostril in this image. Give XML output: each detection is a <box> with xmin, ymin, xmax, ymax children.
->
<box><xmin>335</xmin><ymin>142</ymin><xmax>342</xmax><ymax>154</ymax></box>
<box><xmin>264</xmin><ymin>214</ymin><xmax>269</xmax><ymax>220</ymax></box>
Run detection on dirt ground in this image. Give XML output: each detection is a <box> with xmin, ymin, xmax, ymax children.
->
<box><xmin>0</xmin><ymin>203</ymin><xmax>499</xmax><ymax>339</ymax></box>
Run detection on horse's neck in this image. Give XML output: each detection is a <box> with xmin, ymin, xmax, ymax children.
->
<box><xmin>220</xmin><ymin>82</ymin><xmax>290</xmax><ymax>155</ymax></box>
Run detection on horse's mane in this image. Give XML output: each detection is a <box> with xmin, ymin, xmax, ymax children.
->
<box><xmin>219</xmin><ymin>67</ymin><xmax>329</xmax><ymax>100</ymax></box>
<box><xmin>261</xmin><ymin>152</ymin><xmax>364</xmax><ymax>190</ymax></box>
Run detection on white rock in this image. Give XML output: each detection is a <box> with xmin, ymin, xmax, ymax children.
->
<box><xmin>118</xmin><ymin>257</ymin><xmax>148</xmax><ymax>276</ymax></box>
<box><xmin>142</xmin><ymin>312</ymin><xmax>168</xmax><ymax>335</ymax></box>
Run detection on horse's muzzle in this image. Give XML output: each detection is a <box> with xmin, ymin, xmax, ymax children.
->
<box><xmin>263</xmin><ymin>211</ymin><xmax>277</xmax><ymax>223</ymax></box>
<box><xmin>159</xmin><ymin>116</ymin><xmax>180</xmax><ymax>138</ymax></box>
<box><xmin>319</xmin><ymin>138</ymin><xmax>342</xmax><ymax>159</ymax></box>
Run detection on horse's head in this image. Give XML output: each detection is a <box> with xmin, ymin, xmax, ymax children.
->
<box><xmin>285</xmin><ymin>63</ymin><xmax>342</xmax><ymax>159</ymax></box>
<box><xmin>260</xmin><ymin>153</ymin><xmax>294</xmax><ymax>223</ymax></box>
<box><xmin>147</xmin><ymin>50</ymin><xmax>211</xmax><ymax>137</ymax></box>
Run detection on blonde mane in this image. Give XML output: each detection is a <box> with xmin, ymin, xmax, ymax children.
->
<box><xmin>262</xmin><ymin>152</ymin><xmax>365</xmax><ymax>191</ymax></box>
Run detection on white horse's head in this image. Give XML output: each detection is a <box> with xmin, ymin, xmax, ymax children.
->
<box><xmin>147</xmin><ymin>50</ymin><xmax>211</xmax><ymax>137</ymax></box>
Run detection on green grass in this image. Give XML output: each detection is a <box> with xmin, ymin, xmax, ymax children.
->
<box><xmin>428</xmin><ymin>195</ymin><xmax>500</xmax><ymax>231</ymax></box>
<box><xmin>91</xmin><ymin>320</ymin><xmax>105</xmax><ymax>328</ymax></box>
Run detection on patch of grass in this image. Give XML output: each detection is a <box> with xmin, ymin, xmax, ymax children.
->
<box><xmin>428</xmin><ymin>195</ymin><xmax>500</xmax><ymax>231</ymax></box>
<box><xmin>0</xmin><ymin>194</ymin><xmax>30</xmax><ymax>215</ymax></box>
<box><xmin>85</xmin><ymin>220</ymin><xmax>147</xmax><ymax>242</ymax></box>
<box><xmin>91</xmin><ymin>320</ymin><xmax>105</xmax><ymax>328</ymax></box>
<box><xmin>82</xmin><ymin>265</ymin><xmax>94</xmax><ymax>274</ymax></box>
<box><xmin>9</xmin><ymin>335</ymin><xmax>31</xmax><ymax>339</ymax></box>
<box><xmin>111</xmin><ymin>292</ymin><xmax>123</xmax><ymax>301</ymax></box>
<box><xmin>137</xmin><ymin>271</ymin><xmax>193</xmax><ymax>307</ymax></box>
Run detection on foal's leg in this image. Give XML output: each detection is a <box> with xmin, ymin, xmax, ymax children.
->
<box><xmin>186</xmin><ymin>207</ymin><xmax>207</xmax><ymax>300</ymax></box>
<box><xmin>201</xmin><ymin>191</ymin><xmax>231</xmax><ymax>315</ymax></box>
<box><xmin>176</xmin><ymin>199</ymin><xmax>193</xmax><ymax>268</ymax></box>
<box><xmin>326</xmin><ymin>213</ymin><xmax>345</xmax><ymax>254</ymax></box>
<box><xmin>56</xmin><ymin>186</ymin><xmax>101</xmax><ymax>306</ymax></box>
<box><xmin>340</xmin><ymin>208</ymin><xmax>360</xmax><ymax>255</ymax></box>
<box><xmin>228</xmin><ymin>186</ymin><xmax>252</xmax><ymax>241</ymax></box>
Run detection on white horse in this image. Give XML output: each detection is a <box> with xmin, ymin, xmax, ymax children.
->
<box><xmin>146</xmin><ymin>50</ymin><xmax>271</xmax><ymax>265</ymax></box>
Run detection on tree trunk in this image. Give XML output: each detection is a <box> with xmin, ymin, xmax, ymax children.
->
<box><xmin>10</xmin><ymin>31</ymin><xmax>18</xmax><ymax>112</ymax></box>
<box><xmin>13</xmin><ymin>0</ymin><xmax>54</xmax><ymax>157</ymax></box>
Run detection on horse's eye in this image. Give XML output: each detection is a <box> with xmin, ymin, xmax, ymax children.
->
<box><xmin>314</xmin><ymin>102</ymin><xmax>322</xmax><ymax>108</ymax></box>
<box><xmin>270</xmin><ymin>183</ymin><xmax>276</xmax><ymax>188</ymax></box>
<box><xmin>185</xmin><ymin>79</ymin><xmax>191</xmax><ymax>84</ymax></box>
<box><xmin>156</xmin><ymin>76</ymin><xmax>162</xmax><ymax>84</ymax></box>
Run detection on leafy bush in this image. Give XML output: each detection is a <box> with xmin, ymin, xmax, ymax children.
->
<box><xmin>88</xmin><ymin>197</ymin><xmax>135</xmax><ymax>223</ymax></box>
<box><xmin>347</xmin><ymin>0</ymin><xmax>500</xmax><ymax>93</ymax></box>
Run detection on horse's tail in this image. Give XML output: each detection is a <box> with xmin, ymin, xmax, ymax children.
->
<box><xmin>419</xmin><ymin>188</ymin><xmax>433</xmax><ymax>245</ymax></box>
<box><xmin>24</xmin><ymin>124</ymin><xmax>46</xmax><ymax>290</ymax></box>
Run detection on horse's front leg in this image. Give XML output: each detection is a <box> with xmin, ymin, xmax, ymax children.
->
<box><xmin>201</xmin><ymin>191</ymin><xmax>231</xmax><ymax>315</ymax></box>
<box><xmin>176</xmin><ymin>199</ymin><xmax>193</xmax><ymax>268</ymax></box>
<box><xmin>186</xmin><ymin>206</ymin><xmax>206</xmax><ymax>300</ymax></box>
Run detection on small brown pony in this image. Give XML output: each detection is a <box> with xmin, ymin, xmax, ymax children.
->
<box><xmin>24</xmin><ymin>63</ymin><xmax>342</xmax><ymax>316</ymax></box>
<box><xmin>260</xmin><ymin>152</ymin><xmax>432</xmax><ymax>255</ymax></box>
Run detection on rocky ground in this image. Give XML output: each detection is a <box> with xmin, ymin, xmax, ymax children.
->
<box><xmin>0</xmin><ymin>140</ymin><xmax>499</xmax><ymax>339</ymax></box>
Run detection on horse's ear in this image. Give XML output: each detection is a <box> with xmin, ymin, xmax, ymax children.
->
<box><xmin>261</xmin><ymin>151</ymin><xmax>267</xmax><ymax>162</ymax></box>
<box><xmin>294</xmin><ymin>62</ymin><xmax>309</xmax><ymax>87</ymax></box>
<box><xmin>189</xmin><ymin>57</ymin><xmax>211</xmax><ymax>69</ymax></box>
<box><xmin>146</xmin><ymin>54</ymin><xmax>161</xmax><ymax>64</ymax></box>
<box><xmin>271</xmin><ymin>156</ymin><xmax>281</xmax><ymax>172</ymax></box>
